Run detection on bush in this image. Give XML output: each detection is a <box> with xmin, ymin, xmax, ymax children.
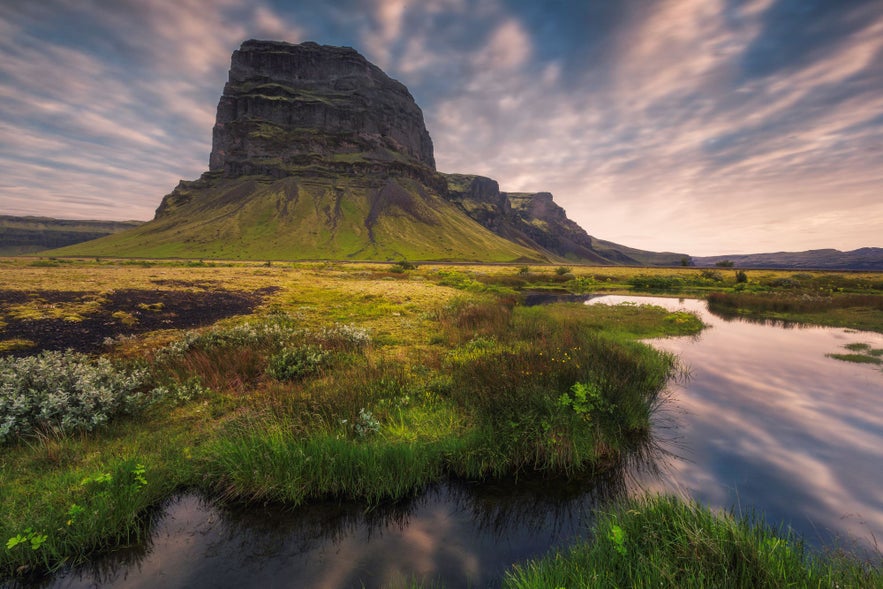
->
<box><xmin>389</xmin><ymin>260</ymin><xmax>418</xmax><ymax>273</ymax></box>
<box><xmin>699</xmin><ymin>269</ymin><xmax>724</xmax><ymax>282</ymax></box>
<box><xmin>266</xmin><ymin>346</ymin><xmax>328</xmax><ymax>381</ymax></box>
<box><xmin>0</xmin><ymin>351</ymin><xmax>154</xmax><ymax>443</ymax></box>
<box><xmin>628</xmin><ymin>275</ymin><xmax>685</xmax><ymax>292</ymax></box>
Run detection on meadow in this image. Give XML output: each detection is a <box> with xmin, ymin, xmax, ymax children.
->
<box><xmin>1</xmin><ymin>257</ymin><xmax>881</xmax><ymax>584</ymax></box>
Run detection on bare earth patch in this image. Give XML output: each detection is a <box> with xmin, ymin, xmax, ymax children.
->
<box><xmin>0</xmin><ymin>287</ymin><xmax>279</xmax><ymax>355</ymax></box>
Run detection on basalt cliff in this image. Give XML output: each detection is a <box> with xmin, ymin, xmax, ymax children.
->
<box><xmin>54</xmin><ymin>40</ymin><xmax>684</xmax><ymax>264</ymax></box>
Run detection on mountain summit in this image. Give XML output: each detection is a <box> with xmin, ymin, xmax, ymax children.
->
<box><xmin>208</xmin><ymin>40</ymin><xmax>434</xmax><ymax>176</ymax></box>
<box><xmin>54</xmin><ymin>41</ymin><xmax>684</xmax><ymax>264</ymax></box>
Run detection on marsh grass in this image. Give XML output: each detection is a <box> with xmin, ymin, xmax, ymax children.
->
<box><xmin>504</xmin><ymin>495</ymin><xmax>882</xmax><ymax>589</ymax></box>
<box><xmin>1</xmin><ymin>261</ymin><xmax>709</xmax><ymax>578</ymax></box>
<box><xmin>201</xmin><ymin>422</ymin><xmax>464</xmax><ymax>506</ymax></box>
<box><xmin>827</xmin><ymin>342</ymin><xmax>883</xmax><ymax>366</ymax></box>
<box><xmin>708</xmin><ymin>292</ymin><xmax>883</xmax><ymax>333</ymax></box>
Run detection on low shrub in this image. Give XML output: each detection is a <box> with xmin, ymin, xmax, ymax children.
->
<box><xmin>628</xmin><ymin>275</ymin><xmax>685</xmax><ymax>292</ymax></box>
<box><xmin>266</xmin><ymin>346</ymin><xmax>328</xmax><ymax>381</ymax></box>
<box><xmin>0</xmin><ymin>351</ymin><xmax>155</xmax><ymax>444</ymax></box>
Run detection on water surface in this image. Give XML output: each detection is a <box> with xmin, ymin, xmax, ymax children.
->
<box><xmin>590</xmin><ymin>295</ymin><xmax>883</xmax><ymax>550</ymax></box>
<box><xmin>26</xmin><ymin>295</ymin><xmax>883</xmax><ymax>587</ymax></box>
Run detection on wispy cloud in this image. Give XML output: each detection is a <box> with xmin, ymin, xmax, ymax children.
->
<box><xmin>0</xmin><ymin>0</ymin><xmax>880</xmax><ymax>253</ymax></box>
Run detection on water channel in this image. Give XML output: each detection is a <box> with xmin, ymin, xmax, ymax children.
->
<box><xmin>23</xmin><ymin>295</ymin><xmax>883</xmax><ymax>588</ymax></box>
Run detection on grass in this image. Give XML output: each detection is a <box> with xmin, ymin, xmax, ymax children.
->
<box><xmin>827</xmin><ymin>342</ymin><xmax>883</xmax><ymax>367</ymax></box>
<box><xmin>504</xmin><ymin>495</ymin><xmax>882</xmax><ymax>589</ymax></box>
<box><xmin>0</xmin><ymin>259</ymin><xmax>707</xmax><ymax>578</ymax></box>
<box><xmin>1</xmin><ymin>259</ymin><xmax>880</xmax><ymax>580</ymax></box>
<box><xmin>707</xmin><ymin>291</ymin><xmax>883</xmax><ymax>333</ymax></box>
<box><xmin>46</xmin><ymin>175</ymin><xmax>544</xmax><ymax>262</ymax></box>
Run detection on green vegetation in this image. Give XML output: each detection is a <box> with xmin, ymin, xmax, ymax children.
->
<box><xmin>1</xmin><ymin>259</ymin><xmax>880</xmax><ymax>581</ymax></box>
<box><xmin>708</xmin><ymin>292</ymin><xmax>883</xmax><ymax>333</ymax></box>
<box><xmin>504</xmin><ymin>495</ymin><xmax>881</xmax><ymax>588</ymax></box>
<box><xmin>827</xmin><ymin>342</ymin><xmax>883</xmax><ymax>367</ymax></box>
<box><xmin>0</xmin><ymin>260</ymin><xmax>704</xmax><ymax>577</ymax></box>
<box><xmin>0</xmin><ymin>216</ymin><xmax>142</xmax><ymax>256</ymax></box>
<box><xmin>47</xmin><ymin>176</ymin><xmax>546</xmax><ymax>262</ymax></box>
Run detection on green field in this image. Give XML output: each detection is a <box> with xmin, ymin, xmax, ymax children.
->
<box><xmin>1</xmin><ymin>258</ymin><xmax>881</xmax><ymax>582</ymax></box>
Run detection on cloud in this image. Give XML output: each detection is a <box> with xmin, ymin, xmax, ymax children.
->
<box><xmin>0</xmin><ymin>0</ymin><xmax>308</xmax><ymax>220</ymax></box>
<box><xmin>0</xmin><ymin>0</ymin><xmax>880</xmax><ymax>253</ymax></box>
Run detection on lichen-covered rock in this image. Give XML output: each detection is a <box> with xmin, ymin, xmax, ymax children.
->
<box><xmin>209</xmin><ymin>40</ymin><xmax>435</xmax><ymax>177</ymax></box>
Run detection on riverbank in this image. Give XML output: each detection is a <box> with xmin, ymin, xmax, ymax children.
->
<box><xmin>1</xmin><ymin>260</ymin><xmax>703</xmax><ymax>579</ymax></box>
<box><xmin>504</xmin><ymin>495</ymin><xmax>882</xmax><ymax>589</ymax></box>
<box><xmin>2</xmin><ymin>259</ymin><xmax>881</xmax><ymax>583</ymax></box>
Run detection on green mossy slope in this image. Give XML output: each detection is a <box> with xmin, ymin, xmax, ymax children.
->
<box><xmin>52</xmin><ymin>174</ymin><xmax>548</xmax><ymax>262</ymax></box>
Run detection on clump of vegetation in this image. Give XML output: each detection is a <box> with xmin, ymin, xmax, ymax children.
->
<box><xmin>0</xmin><ymin>351</ymin><xmax>156</xmax><ymax>444</ymax></box>
<box><xmin>389</xmin><ymin>260</ymin><xmax>419</xmax><ymax>273</ymax></box>
<box><xmin>827</xmin><ymin>342</ymin><xmax>883</xmax><ymax>366</ymax></box>
<box><xmin>504</xmin><ymin>495</ymin><xmax>882</xmax><ymax>589</ymax></box>
<box><xmin>707</xmin><ymin>292</ymin><xmax>883</xmax><ymax>332</ymax></box>
<box><xmin>699</xmin><ymin>269</ymin><xmax>724</xmax><ymax>282</ymax></box>
<box><xmin>266</xmin><ymin>345</ymin><xmax>328</xmax><ymax>381</ymax></box>
<box><xmin>628</xmin><ymin>275</ymin><xmax>685</xmax><ymax>292</ymax></box>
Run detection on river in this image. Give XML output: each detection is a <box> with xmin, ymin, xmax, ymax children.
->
<box><xmin>28</xmin><ymin>295</ymin><xmax>883</xmax><ymax>588</ymax></box>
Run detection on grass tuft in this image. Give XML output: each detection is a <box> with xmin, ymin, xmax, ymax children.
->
<box><xmin>504</xmin><ymin>495</ymin><xmax>883</xmax><ymax>589</ymax></box>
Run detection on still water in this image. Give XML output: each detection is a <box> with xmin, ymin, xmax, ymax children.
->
<box><xmin>30</xmin><ymin>296</ymin><xmax>883</xmax><ymax>588</ymax></box>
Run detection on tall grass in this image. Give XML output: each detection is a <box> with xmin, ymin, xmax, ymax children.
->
<box><xmin>200</xmin><ymin>420</ymin><xmax>465</xmax><ymax>506</ymax></box>
<box><xmin>2</xmin><ymin>292</ymin><xmax>701</xmax><ymax>578</ymax></box>
<box><xmin>708</xmin><ymin>292</ymin><xmax>883</xmax><ymax>314</ymax></box>
<box><xmin>504</xmin><ymin>495</ymin><xmax>882</xmax><ymax>589</ymax></box>
<box><xmin>0</xmin><ymin>454</ymin><xmax>188</xmax><ymax>577</ymax></box>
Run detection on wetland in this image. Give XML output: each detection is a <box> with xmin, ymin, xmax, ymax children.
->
<box><xmin>1</xmin><ymin>259</ymin><xmax>881</xmax><ymax>587</ymax></box>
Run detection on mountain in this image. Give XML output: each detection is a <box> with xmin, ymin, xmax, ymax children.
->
<box><xmin>51</xmin><ymin>40</ymin><xmax>684</xmax><ymax>264</ymax></box>
<box><xmin>692</xmin><ymin>248</ymin><xmax>883</xmax><ymax>270</ymax></box>
<box><xmin>0</xmin><ymin>216</ymin><xmax>142</xmax><ymax>256</ymax></box>
<box><xmin>444</xmin><ymin>174</ymin><xmax>687</xmax><ymax>266</ymax></box>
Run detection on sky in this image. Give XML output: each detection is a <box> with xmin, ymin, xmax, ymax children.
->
<box><xmin>1</xmin><ymin>0</ymin><xmax>881</xmax><ymax>256</ymax></box>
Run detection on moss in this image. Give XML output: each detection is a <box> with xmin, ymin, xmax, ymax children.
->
<box><xmin>0</xmin><ymin>338</ymin><xmax>34</xmax><ymax>352</ymax></box>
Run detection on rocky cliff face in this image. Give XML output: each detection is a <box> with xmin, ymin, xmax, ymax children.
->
<box><xmin>209</xmin><ymin>40</ymin><xmax>435</xmax><ymax>178</ymax></box>
<box><xmin>444</xmin><ymin>174</ymin><xmax>686</xmax><ymax>265</ymax></box>
<box><xmin>58</xmin><ymin>40</ymin><xmax>684</xmax><ymax>264</ymax></box>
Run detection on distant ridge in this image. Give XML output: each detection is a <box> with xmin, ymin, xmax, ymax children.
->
<box><xmin>49</xmin><ymin>40</ymin><xmax>684</xmax><ymax>264</ymax></box>
<box><xmin>692</xmin><ymin>248</ymin><xmax>883</xmax><ymax>271</ymax></box>
<box><xmin>0</xmin><ymin>216</ymin><xmax>142</xmax><ymax>256</ymax></box>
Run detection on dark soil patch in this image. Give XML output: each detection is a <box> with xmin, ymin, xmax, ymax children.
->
<box><xmin>0</xmin><ymin>287</ymin><xmax>279</xmax><ymax>356</ymax></box>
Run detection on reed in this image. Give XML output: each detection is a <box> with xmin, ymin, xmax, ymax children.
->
<box><xmin>504</xmin><ymin>495</ymin><xmax>883</xmax><ymax>589</ymax></box>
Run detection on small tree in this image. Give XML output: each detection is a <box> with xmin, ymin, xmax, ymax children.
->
<box><xmin>735</xmin><ymin>270</ymin><xmax>748</xmax><ymax>284</ymax></box>
<box><xmin>715</xmin><ymin>260</ymin><xmax>734</xmax><ymax>268</ymax></box>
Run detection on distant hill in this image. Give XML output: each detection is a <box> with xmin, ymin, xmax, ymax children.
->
<box><xmin>0</xmin><ymin>216</ymin><xmax>142</xmax><ymax>256</ymax></box>
<box><xmin>692</xmin><ymin>248</ymin><xmax>883</xmax><ymax>270</ymax></box>
<box><xmin>50</xmin><ymin>40</ymin><xmax>685</xmax><ymax>265</ymax></box>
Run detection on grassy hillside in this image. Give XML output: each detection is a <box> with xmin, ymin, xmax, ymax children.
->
<box><xmin>50</xmin><ymin>174</ymin><xmax>548</xmax><ymax>262</ymax></box>
<box><xmin>592</xmin><ymin>237</ymin><xmax>690</xmax><ymax>267</ymax></box>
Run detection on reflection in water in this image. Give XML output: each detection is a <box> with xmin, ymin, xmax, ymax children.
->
<box><xmin>18</xmin><ymin>295</ymin><xmax>883</xmax><ymax>587</ymax></box>
<box><xmin>589</xmin><ymin>295</ymin><xmax>883</xmax><ymax>556</ymax></box>
<box><xmin>32</xmin><ymin>435</ymin><xmax>664</xmax><ymax>589</ymax></box>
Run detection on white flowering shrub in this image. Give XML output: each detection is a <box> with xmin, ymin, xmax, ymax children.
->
<box><xmin>154</xmin><ymin>313</ymin><xmax>305</xmax><ymax>361</ymax></box>
<box><xmin>0</xmin><ymin>351</ymin><xmax>154</xmax><ymax>444</ymax></box>
<box><xmin>154</xmin><ymin>312</ymin><xmax>370</xmax><ymax>361</ymax></box>
<box><xmin>316</xmin><ymin>324</ymin><xmax>371</xmax><ymax>352</ymax></box>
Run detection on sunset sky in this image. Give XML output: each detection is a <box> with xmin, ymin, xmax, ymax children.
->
<box><xmin>1</xmin><ymin>0</ymin><xmax>881</xmax><ymax>256</ymax></box>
